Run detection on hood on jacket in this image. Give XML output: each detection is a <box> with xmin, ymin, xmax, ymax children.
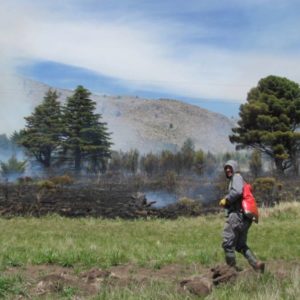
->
<box><xmin>224</xmin><ymin>160</ymin><xmax>239</xmax><ymax>174</ymax></box>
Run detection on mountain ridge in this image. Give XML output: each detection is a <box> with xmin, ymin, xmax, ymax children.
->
<box><xmin>8</xmin><ymin>77</ymin><xmax>236</xmax><ymax>154</ymax></box>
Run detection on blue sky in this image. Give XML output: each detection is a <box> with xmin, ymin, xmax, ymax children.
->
<box><xmin>1</xmin><ymin>0</ymin><xmax>300</xmax><ymax>120</ymax></box>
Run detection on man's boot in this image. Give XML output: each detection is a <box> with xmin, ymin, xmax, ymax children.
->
<box><xmin>243</xmin><ymin>249</ymin><xmax>265</xmax><ymax>273</ymax></box>
<box><xmin>225</xmin><ymin>252</ymin><xmax>242</xmax><ymax>271</ymax></box>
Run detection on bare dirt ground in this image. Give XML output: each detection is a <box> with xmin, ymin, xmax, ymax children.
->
<box><xmin>3</xmin><ymin>260</ymin><xmax>299</xmax><ymax>299</ymax></box>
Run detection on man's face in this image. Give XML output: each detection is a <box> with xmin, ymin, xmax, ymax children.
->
<box><xmin>225</xmin><ymin>165</ymin><xmax>233</xmax><ymax>178</ymax></box>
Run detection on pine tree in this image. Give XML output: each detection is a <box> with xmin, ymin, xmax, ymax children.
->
<box><xmin>230</xmin><ymin>75</ymin><xmax>300</xmax><ymax>174</ymax></box>
<box><xmin>249</xmin><ymin>149</ymin><xmax>263</xmax><ymax>177</ymax></box>
<box><xmin>180</xmin><ymin>138</ymin><xmax>195</xmax><ymax>171</ymax></box>
<box><xmin>62</xmin><ymin>85</ymin><xmax>112</xmax><ymax>172</ymax></box>
<box><xmin>17</xmin><ymin>89</ymin><xmax>63</xmax><ymax>168</ymax></box>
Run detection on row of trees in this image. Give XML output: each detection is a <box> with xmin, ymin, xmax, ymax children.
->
<box><xmin>14</xmin><ymin>86</ymin><xmax>112</xmax><ymax>173</ymax></box>
<box><xmin>107</xmin><ymin>139</ymin><xmax>252</xmax><ymax>177</ymax></box>
<box><xmin>1</xmin><ymin>132</ymin><xmax>254</xmax><ymax>179</ymax></box>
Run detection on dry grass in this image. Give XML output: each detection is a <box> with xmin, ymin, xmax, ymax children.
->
<box><xmin>259</xmin><ymin>201</ymin><xmax>300</xmax><ymax>219</ymax></box>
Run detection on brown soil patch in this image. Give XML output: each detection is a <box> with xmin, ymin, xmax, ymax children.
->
<box><xmin>2</xmin><ymin>260</ymin><xmax>299</xmax><ymax>299</ymax></box>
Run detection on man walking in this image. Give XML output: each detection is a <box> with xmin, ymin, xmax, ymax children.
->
<box><xmin>219</xmin><ymin>160</ymin><xmax>265</xmax><ymax>272</ymax></box>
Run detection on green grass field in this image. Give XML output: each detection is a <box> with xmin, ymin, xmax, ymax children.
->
<box><xmin>0</xmin><ymin>202</ymin><xmax>299</xmax><ymax>299</ymax></box>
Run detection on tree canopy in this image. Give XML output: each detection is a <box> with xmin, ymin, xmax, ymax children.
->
<box><xmin>16</xmin><ymin>86</ymin><xmax>112</xmax><ymax>173</ymax></box>
<box><xmin>230</xmin><ymin>75</ymin><xmax>300</xmax><ymax>174</ymax></box>
<box><xmin>63</xmin><ymin>85</ymin><xmax>112</xmax><ymax>172</ymax></box>
<box><xmin>17</xmin><ymin>89</ymin><xmax>63</xmax><ymax>168</ymax></box>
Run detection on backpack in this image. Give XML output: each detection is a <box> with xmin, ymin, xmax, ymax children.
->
<box><xmin>242</xmin><ymin>183</ymin><xmax>259</xmax><ymax>223</ymax></box>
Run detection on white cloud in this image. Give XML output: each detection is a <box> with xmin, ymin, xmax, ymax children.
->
<box><xmin>1</xmin><ymin>0</ymin><xmax>300</xmax><ymax>107</ymax></box>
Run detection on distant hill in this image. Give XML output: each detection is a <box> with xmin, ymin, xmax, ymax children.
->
<box><xmin>6</xmin><ymin>77</ymin><xmax>236</xmax><ymax>154</ymax></box>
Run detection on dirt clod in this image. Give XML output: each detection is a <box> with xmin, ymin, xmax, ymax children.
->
<box><xmin>180</xmin><ymin>276</ymin><xmax>213</xmax><ymax>296</ymax></box>
<box><xmin>211</xmin><ymin>264</ymin><xmax>238</xmax><ymax>285</ymax></box>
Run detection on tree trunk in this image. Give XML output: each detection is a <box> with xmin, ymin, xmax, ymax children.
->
<box><xmin>74</xmin><ymin>147</ymin><xmax>81</xmax><ymax>172</ymax></box>
<box><xmin>290</xmin><ymin>155</ymin><xmax>299</xmax><ymax>176</ymax></box>
<box><xmin>274</xmin><ymin>158</ymin><xmax>285</xmax><ymax>175</ymax></box>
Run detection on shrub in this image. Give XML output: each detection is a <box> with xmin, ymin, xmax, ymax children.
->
<box><xmin>49</xmin><ymin>175</ymin><xmax>74</xmax><ymax>186</ymax></box>
<box><xmin>253</xmin><ymin>177</ymin><xmax>278</xmax><ymax>206</ymax></box>
<box><xmin>0</xmin><ymin>155</ymin><xmax>26</xmax><ymax>181</ymax></box>
<box><xmin>176</xmin><ymin>197</ymin><xmax>202</xmax><ymax>215</ymax></box>
<box><xmin>17</xmin><ymin>176</ymin><xmax>33</xmax><ymax>185</ymax></box>
<box><xmin>36</xmin><ymin>180</ymin><xmax>56</xmax><ymax>190</ymax></box>
<box><xmin>162</xmin><ymin>171</ymin><xmax>178</xmax><ymax>191</ymax></box>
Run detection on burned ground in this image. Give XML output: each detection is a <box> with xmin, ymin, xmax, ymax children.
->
<box><xmin>0</xmin><ymin>182</ymin><xmax>220</xmax><ymax>219</ymax></box>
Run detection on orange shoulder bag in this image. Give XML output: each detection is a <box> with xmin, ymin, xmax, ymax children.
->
<box><xmin>242</xmin><ymin>183</ymin><xmax>259</xmax><ymax>223</ymax></box>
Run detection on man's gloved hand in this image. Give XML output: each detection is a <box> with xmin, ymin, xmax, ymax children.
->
<box><xmin>219</xmin><ymin>198</ymin><xmax>228</xmax><ymax>207</ymax></box>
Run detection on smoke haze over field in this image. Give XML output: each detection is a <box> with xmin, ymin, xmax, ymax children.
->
<box><xmin>0</xmin><ymin>77</ymin><xmax>236</xmax><ymax>154</ymax></box>
<box><xmin>0</xmin><ymin>63</ymin><xmax>31</xmax><ymax>135</ymax></box>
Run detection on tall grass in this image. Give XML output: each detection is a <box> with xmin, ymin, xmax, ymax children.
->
<box><xmin>0</xmin><ymin>201</ymin><xmax>299</xmax><ymax>299</ymax></box>
<box><xmin>208</xmin><ymin>265</ymin><xmax>300</xmax><ymax>300</ymax></box>
<box><xmin>0</xmin><ymin>215</ymin><xmax>223</xmax><ymax>269</ymax></box>
<box><xmin>0</xmin><ymin>274</ymin><xmax>26</xmax><ymax>299</ymax></box>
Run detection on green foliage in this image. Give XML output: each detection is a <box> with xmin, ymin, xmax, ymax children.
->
<box><xmin>63</xmin><ymin>86</ymin><xmax>112</xmax><ymax>172</ymax></box>
<box><xmin>0</xmin><ymin>155</ymin><xmax>26</xmax><ymax>180</ymax></box>
<box><xmin>0</xmin><ymin>215</ymin><xmax>221</xmax><ymax>269</ymax></box>
<box><xmin>96</xmin><ymin>280</ymin><xmax>199</xmax><ymax>300</ymax></box>
<box><xmin>0</xmin><ymin>275</ymin><xmax>25</xmax><ymax>298</ymax></box>
<box><xmin>138</xmin><ymin>147</ymin><xmax>220</xmax><ymax>177</ymax></box>
<box><xmin>36</xmin><ymin>175</ymin><xmax>74</xmax><ymax>189</ymax></box>
<box><xmin>173</xmin><ymin>151</ymin><xmax>183</xmax><ymax>174</ymax></box>
<box><xmin>230</xmin><ymin>75</ymin><xmax>300</xmax><ymax>174</ymax></box>
<box><xmin>180</xmin><ymin>138</ymin><xmax>195</xmax><ymax>171</ymax></box>
<box><xmin>108</xmin><ymin>149</ymin><xmax>140</xmax><ymax>174</ymax></box>
<box><xmin>253</xmin><ymin>177</ymin><xmax>278</xmax><ymax>206</ymax></box>
<box><xmin>159</xmin><ymin>150</ymin><xmax>176</xmax><ymax>173</ymax></box>
<box><xmin>36</xmin><ymin>179</ymin><xmax>56</xmax><ymax>189</ymax></box>
<box><xmin>108</xmin><ymin>151</ymin><xmax>123</xmax><ymax>172</ymax></box>
<box><xmin>203</xmin><ymin>151</ymin><xmax>218</xmax><ymax>174</ymax></box>
<box><xmin>16</xmin><ymin>87</ymin><xmax>112</xmax><ymax>173</ymax></box>
<box><xmin>249</xmin><ymin>149</ymin><xmax>263</xmax><ymax>177</ymax></box>
<box><xmin>193</xmin><ymin>149</ymin><xmax>205</xmax><ymax>175</ymax></box>
<box><xmin>16</xmin><ymin>89</ymin><xmax>63</xmax><ymax>168</ymax></box>
<box><xmin>49</xmin><ymin>175</ymin><xmax>74</xmax><ymax>186</ymax></box>
<box><xmin>176</xmin><ymin>197</ymin><xmax>202</xmax><ymax>215</ymax></box>
<box><xmin>123</xmin><ymin>149</ymin><xmax>139</xmax><ymax>174</ymax></box>
<box><xmin>162</xmin><ymin>170</ymin><xmax>178</xmax><ymax>190</ymax></box>
<box><xmin>140</xmin><ymin>152</ymin><xmax>160</xmax><ymax>175</ymax></box>
<box><xmin>60</xmin><ymin>286</ymin><xmax>78</xmax><ymax>299</ymax></box>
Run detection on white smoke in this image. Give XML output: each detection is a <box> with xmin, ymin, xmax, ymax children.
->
<box><xmin>0</xmin><ymin>59</ymin><xmax>31</xmax><ymax>135</ymax></box>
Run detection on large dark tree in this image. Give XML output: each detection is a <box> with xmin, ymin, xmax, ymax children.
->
<box><xmin>17</xmin><ymin>89</ymin><xmax>63</xmax><ymax>168</ymax></box>
<box><xmin>230</xmin><ymin>75</ymin><xmax>300</xmax><ymax>174</ymax></box>
<box><xmin>63</xmin><ymin>85</ymin><xmax>112</xmax><ymax>172</ymax></box>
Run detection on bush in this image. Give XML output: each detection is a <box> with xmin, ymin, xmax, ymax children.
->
<box><xmin>49</xmin><ymin>175</ymin><xmax>74</xmax><ymax>186</ymax></box>
<box><xmin>253</xmin><ymin>177</ymin><xmax>279</xmax><ymax>206</ymax></box>
<box><xmin>0</xmin><ymin>155</ymin><xmax>26</xmax><ymax>181</ymax></box>
<box><xmin>36</xmin><ymin>180</ymin><xmax>56</xmax><ymax>190</ymax></box>
<box><xmin>17</xmin><ymin>176</ymin><xmax>33</xmax><ymax>185</ymax></box>
<box><xmin>176</xmin><ymin>197</ymin><xmax>202</xmax><ymax>215</ymax></box>
<box><xmin>162</xmin><ymin>171</ymin><xmax>178</xmax><ymax>191</ymax></box>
